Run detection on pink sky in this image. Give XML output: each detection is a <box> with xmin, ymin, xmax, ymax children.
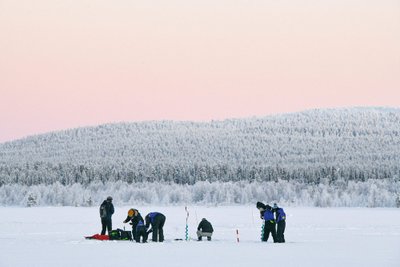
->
<box><xmin>0</xmin><ymin>0</ymin><xmax>399</xmax><ymax>143</ymax></box>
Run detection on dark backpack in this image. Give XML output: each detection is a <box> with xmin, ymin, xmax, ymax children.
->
<box><xmin>120</xmin><ymin>230</ymin><xmax>133</xmax><ymax>241</ymax></box>
<box><xmin>100</xmin><ymin>204</ymin><xmax>107</xmax><ymax>219</ymax></box>
<box><xmin>109</xmin><ymin>229</ymin><xmax>121</xmax><ymax>240</ymax></box>
<box><xmin>109</xmin><ymin>229</ymin><xmax>132</xmax><ymax>241</ymax></box>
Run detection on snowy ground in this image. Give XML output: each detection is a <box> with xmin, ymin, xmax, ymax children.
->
<box><xmin>1</xmin><ymin>206</ymin><xmax>399</xmax><ymax>267</ymax></box>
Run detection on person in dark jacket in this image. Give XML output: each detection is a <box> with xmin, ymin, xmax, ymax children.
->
<box><xmin>273</xmin><ymin>203</ymin><xmax>286</xmax><ymax>243</ymax></box>
<box><xmin>135</xmin><ymin>219</ymin><xmax>148</xmax><ymax>243</ymax></box>
<box><xmin>257</xmin><ymin>202</ymin><xmax>277</xmax><ymax>242</ymax></box>
<box><xmin>197</xmin><ymin>218</ymin><xmax>214</xmax><ymax>241</ymax></box>
<box><xmin>123</xmin><ymin>208</ymin><xmax>147</xmax><ymax>242</ymax></box>
<box><xmin>256</xmin><ymin>202</ymin><xmax>267</xmax><ymax>219</ymax></box>
<box><xmin>145</xmin><ymin>212</ymin><xmax>166</xmax><ymax>242</ymax></box>
<box><xmin>99</xmin><ymin>196</ymin><xmax>114</xmax><ymax>235</ymax></box>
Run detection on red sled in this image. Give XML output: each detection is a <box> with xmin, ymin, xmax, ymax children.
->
<box><xmin>85</xmin><ymin>234</ymin><xmax>109</xmax><ymax>240</ymax></box>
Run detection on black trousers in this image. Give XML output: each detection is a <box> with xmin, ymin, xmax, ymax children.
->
<box><xmin>277</xmin><ymin>220</ymin><xmax>286</xmax><ymax>243</ymax></box>
<box><xmin>135</xmin><ymin>226</ymin><xmax>148</xmax><ymax>243</ymax></box>
<box><xmin>151</xmin><ymin>214</ymin><xmax>166</xmax><ymax>242</ymax></box>
<box><xmin>131</xmin><ymin>227</ymin><xmax>137</xmax><ymax>241</ymax></box>
<box><xmin>101</xmin><ymin>218</ymin><xmax>112</xmax><ymax>235</ymax></box>
<box><xmin>262</xmin><ymin>220</ymin><xmax>277</xmax><ymax>242</ymax></box>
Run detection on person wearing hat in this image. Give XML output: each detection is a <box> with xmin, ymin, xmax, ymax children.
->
<box><xmin>123</xmin><ymin>208</ymin><xmax>147</xmax><ymax>242</ymax></box>
<box><xmin>99</xmin><ymin>196</ymin><xmax>114</xmax><ymax>235</ymax></box>
<box><xmin>272</xmin><ymin>203</ymin><xmax>286</xmax><ymax>243</ymax></box>
<box><xmin>257</xmin><ymin>202</ymin><xmax>277</xmax><ymax>242</ymax></box>
<box><xmin>197</xmin><ymin>218</ymin><xmax>214</xmax><ymax>241</ymax></box>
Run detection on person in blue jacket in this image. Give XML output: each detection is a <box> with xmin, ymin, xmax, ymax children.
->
<box><xmin>257</xmin><ymin>202</ymin><xmax>277</xmax><ymax>242</ymax></box>
<box><xmin>145</xmin><ymin>212</ymin><xmax>166</xmax><ymax>242</ymax></box>
<box><xmin>135</xmin><ymin>219</ymin><xmax>148</xmax><ymax>243</ymax></box>
<box><xmin>273</xmin><ymin>203</ymin><xmax>286</xmax><ymax>243</ymax></box>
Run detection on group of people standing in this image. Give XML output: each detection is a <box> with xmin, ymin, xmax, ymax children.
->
<box><xmin>99</xmin><ymin>196</ymin><xmax>285</xmax><ymax>243</ymax></box>
<box><xmin>256</xmin><ymin>201</ymin><xmax>286</xmax><ymax>243</ymax></box>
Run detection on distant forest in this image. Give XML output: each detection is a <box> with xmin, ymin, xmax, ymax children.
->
<box><xmin>0</xmin><ymin>108</ymin><xmax>400</xmax><ymax>206</ymax></box>
<box><xmin>1</xmin><ymin>108</ymin><xmax>400</xmax><ymax>185</ymax></box>
<box><xmin>0</xmin><ymin>162</ymin><xmax>399</xmax><ymax>186</ymax></box>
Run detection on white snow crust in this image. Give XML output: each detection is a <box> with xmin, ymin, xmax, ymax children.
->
<box><xmin>0</xmin><ymin>206</ymin><xmax>399</xmax><ymax>267</ymax></box>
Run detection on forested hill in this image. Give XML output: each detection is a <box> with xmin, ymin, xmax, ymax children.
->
<box><xmin>1</xmin><ymin>107</ymin><xmax>400</xmax><ymax>186</ymax></box>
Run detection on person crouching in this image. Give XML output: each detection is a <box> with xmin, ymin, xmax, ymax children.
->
<box><xmin>197</xmin><ymin>218</ymin><xmax>214</xmax><ymax>241</ymax></box>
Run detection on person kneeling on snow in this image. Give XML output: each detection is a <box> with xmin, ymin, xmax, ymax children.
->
<box><xmin>197</xmin><ymin>218</ymin><xmax>214</xmax><ymax>241</ymax></box>
<box><xmin>145</xmin><ymin>212</ymin><xmax>166</xmax><ymax>242</ymax></box>
<box><xmin>123</xmin><ymin>208</ymin><xmax>146</xmax><ymax>242</ymax></box>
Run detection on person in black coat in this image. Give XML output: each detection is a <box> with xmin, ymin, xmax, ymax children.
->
<box><xmin>197</xmin><ymin>218</ymin><xmax>214</xmax><ymax>241</ymax></box>
<box><xmin>123</xmin><ymin>208</ymin><xmax>147</xmax><ymax>242</ymax></box>
<box><xmin>99</xmin><ymin>196</ymin><xmax>114</xmax><ymax>235</ymax></box>
<box><xmin>145</xmin><ymin>212</ymin><xmax>166</xmax><ymax>242</ymax></box>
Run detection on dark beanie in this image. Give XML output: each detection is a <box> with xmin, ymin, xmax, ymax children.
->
<box><xmin>256</xmin><ymin>202</ymin><xmax>266</xmax><ymax>209</ymax></box>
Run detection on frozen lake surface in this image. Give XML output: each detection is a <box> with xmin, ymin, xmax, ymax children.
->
<box><xmin>1</xmin><ymin>206</ymin><xmax>399</xmax><ymax>267</ymax></box>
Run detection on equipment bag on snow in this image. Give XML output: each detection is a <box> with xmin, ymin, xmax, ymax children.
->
<box><xmin>120</xmin><ymin>230</ymin><xmax>133</xmax><ymax>241</ymax></box>
<box><xmin>109</xmin><ymin>229</ymin><xmax>132</xmax><ymax>241</ymax></box>
<box><xmin>109</xmin><ymin>229</ymin><xmax>121</xmax><ymax>240</ymax></box>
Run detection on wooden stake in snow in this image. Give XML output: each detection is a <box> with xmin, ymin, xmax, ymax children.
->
<box><xmin>236</xmin><ymin>229</ymin><xmax>240</xmax><ymax>243</ymax></box>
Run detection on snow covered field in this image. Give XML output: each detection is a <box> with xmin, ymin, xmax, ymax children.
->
<box><xmin>1</xmin><ymin>206</ymin><xmax>399</xmax><ymax>267</ymax></box>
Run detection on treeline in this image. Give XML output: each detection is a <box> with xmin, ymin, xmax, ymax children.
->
<box><xmin>1</xmin><ymin>179</ymin><xmax>399</xmax><ymax>207</ymax></box>
<box><xmin>1</xmin><ymin>162</ymin><xmax>399</xmax><ymax>186</ymax></box>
